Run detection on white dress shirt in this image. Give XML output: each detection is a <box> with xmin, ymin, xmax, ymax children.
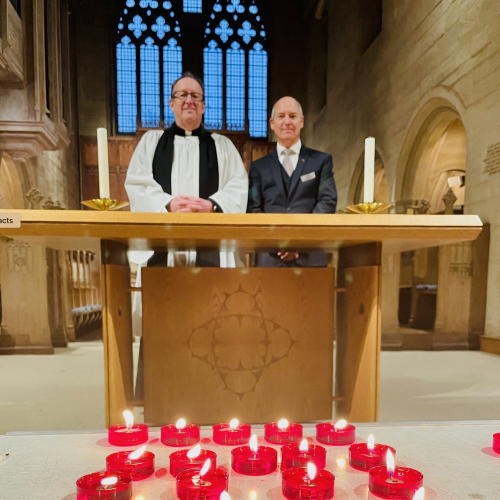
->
<box><xmin>276</xmin><ymin>140</ymin><xmax>302</xmax><ymax>172</ymax></box>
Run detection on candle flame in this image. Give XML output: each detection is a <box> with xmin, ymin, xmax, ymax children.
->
<box><xmin>229</xmin><ymin>418</ymin><xmax>239</xmax><ymax>430</ymax></box>
<box><xmin>299</xmin><ymin>439</ymin><xmax>309</xmax><ymax>452</ymax></box>
<box><xmin>199</xmin><ymin>459</ymin><xmax>211</xmax><ymax>478</ymax></box>
<box><xmin>101</xmin><ymin>476</ymin><xmax>118</xmax><ymax>487</ymax></box>
<box><xmin>128</xmin><ymin>445</ymin><xmax>146</xmax><ymax>460</ymax></box>
<box><xmin>249</xmin><ymin>434</ymin><xmax>259</xmax><ymax>453</ymax></box>
<box><xmin>367</xmin><ymin>434</ymin><xmax>375</xmax><ymax>452</ymax></box>
<box><xmin>413</xmin><ymin>487</ymin><xmax>425</xmax><ymax>500</ymax></box>
<box><xmin>334</xmin><ymin>419</ymin><xmax>347</xmax><ymax>431</ymax></box>
<box><xmin>187</xmin><ymin>444</ymin><xmax>201</xmax><ymax>459</ymax></box>
<box><xmin>386</xmin><ymin>449</ymin><xmax>395</xmax><ymax>478</ymax></box>
<box><xmin>278</xmin><ymin>419</ymin><xmax>289</xmax><ymax>430</ymax></box>
<box><xmin>220</xmin><ymin>492</ymin><xmax>231</xmax><ymax>500</ymax></box>
<box><xmin>123</xmin><ymin>410</ymin><xmax>134</xmax><ymax>430</ymax></box>
<box><xmin>336</xmin><ymin>458</ymin><xmax>346</xmax><ymax>467</ymax></box>
<box><xmin>249</xmin><ymin>491</ymin><xmax>257</xmax><ymax>500</ymax></box>
<box><xmin>176</xmin><ymin>418</ymin><xmax>187</xmax><ymax>430</ymax></box>
<box><xmin>307</xmin><ymin>463</ymin><xmax>317</xmax><ymax>481</ymax></box>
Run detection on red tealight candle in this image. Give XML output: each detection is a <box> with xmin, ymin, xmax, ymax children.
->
<box><xmin>349</xmin><ymin>434</ymin><xmax>396</xmax><ymax>471</ymax></box>
<box><xmin>162</xmin><ymin>418</ymin><xmax>201</xmax><ymax>447</ymax></box>
<box><xmin>176</xmin><ymin>459</ymin><xmax>229</xmax><ymax>500</ymax></box>
<box><xmin>231</xmin><ymin>434</ymin><xmax>278</xmax><ymax>475</ymax></box>
<box><xmin>369</xmin><ymin>450</ymin><xmax>424</xmax><ymax>500</ymax></box>
<box><xmin>493</xmin><ymin>433</ymin><xmax>500</xmax><ymax>454</ymax></box>
<box><xmin>264</xmin><ymin>419</ymin><xmax>303</xmax><ymax>444</ymax></box>
<box><xmin>213</xmin><ymin>418</ymin><xmax>251</xmax><ymax>445</ymax></box>
<box><xmin>106</xmin><ymin>445</ymin><xmax>155</xmax><ymax>481</ymax></box>
<box><xmin>170</xmin><ymin>444</ymin><xmax>217</xmax><ymax>477</ymax></box>
<box><xmin>316</xmin><ymin>419</ymin><xmax>356</xmax><ymax>446</ymax></box>
<box><xmin>108</xmin><ymin>410</ymin><xmax>148</xmax><ymax>447</ymax></box>
<box><xmin>76</xmin><ymin>472</ymin><xmax>132</xmax><ymax>500</ymax></box>
<box><xmin>281</xmin><ymin>439</ymin><xmax>327</xmax><ymax>470</ymax></box>
<box><xmin>282</xmin><ymin>463</ymin><xmax>335</xmax><ymax>500</ymax></box>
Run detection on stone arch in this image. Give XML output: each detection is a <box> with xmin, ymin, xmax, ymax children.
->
<box><xmin>0</xmin><ymin>152</ymin><xmax>25</xmax><ymax>209</ymax></box>
<box><xmin>348</xmin><ymin>150</ymin><xmax>388</xmax><ymax>205</ymax></box>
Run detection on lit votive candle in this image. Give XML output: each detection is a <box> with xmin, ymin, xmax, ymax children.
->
<box><xmin>106</xmin><ymin>445</ymin><xmax>155</xmax><ymax>481</ymax></box>
<box><xmin>369</xmin><ymin>450</ymin><xmax>423</xmax><ymax>500</ymax></box>
<box><xmin>213</xmin><ymin>418</ymin><xmax>251</xmax><ymax>445</ymax></box>
<box><xmin>264</xmin><ymin>419</ymin><xmax>303</xmax><ymax>444</ymax></box>
<box><xmin>108</xmin><ymin>410</ymin><xmax>148</xmax><ymax>447</ymax></box>
<box><xmin>282</xmin><ymin>463</ymin><xmax>335</xmax><ymax>500</ymax></box>
<box><xmin>76</xmin><ymin>473</ymin><xmax>132</xmax><ymax>500</ymax></box>
<box><xmin>349</xmin><ymin>434</ymin><xmax>396</xmax><ymax>471</ymax></box>
<box><xmin>170</xmin><ymin>444</ymin><xmax>217</xmax><ymax>477</ymax></box>
<box><xmin>281</xmin><ymin>438</ymin><xmax>326</xmax><ymax>471</ymax></box>
<box><xmin>231</xmin><ymin>434</ymin><xmax>278</xmax><ymax>475</ymax></box>
<box><xmin>493</xmin><ymin>433</ymin><xmax>500</xmax><ymax>454</ymax></box>
<box><xmin>176</xmin><ymin>459</ymin><xmax>229</xmax><ymax>500</ymax></box>
<box><xmin>316</xmin><ymin>419</ymin><xmax>356</xmax><ymax>446</ymax></box>
<box><xmin>162</xmin><ymin>418</ymin><xmax>201</xmax><ymax>447</ymax></box>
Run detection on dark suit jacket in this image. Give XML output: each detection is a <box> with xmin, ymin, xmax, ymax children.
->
<box><xmin>247</xmin><ymin>145</ymin><xmax>337</xmax><ymax>267</ymax></box>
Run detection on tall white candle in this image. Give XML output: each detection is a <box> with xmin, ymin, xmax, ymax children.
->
<box><xmin>97</xmin><ymin>128</ymin><xmax>110</xmax><ymax>199</ymax></box>
<box><xmin>364</xmin><ymin>137</ymin><xmax>375</xmax><ymax>204</ymax></box>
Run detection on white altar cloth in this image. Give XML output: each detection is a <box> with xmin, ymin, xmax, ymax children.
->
<box><xmin>0</xmin><ymin>421</ymin><xmax>498</xmax><ymax>500</ymax></box>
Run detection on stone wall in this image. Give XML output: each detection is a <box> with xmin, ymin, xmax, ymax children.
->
<box><xmin>301</xmin><ymin>0</ymin><xmax>500</xmax><ymax>339</ymax></box>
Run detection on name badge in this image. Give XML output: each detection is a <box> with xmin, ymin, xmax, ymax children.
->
<box><xmin>300</xmin><ymin>172</ymin><xmax>316</xmax><ymax>183</ymax></box>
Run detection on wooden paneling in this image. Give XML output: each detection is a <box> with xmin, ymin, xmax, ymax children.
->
<box><xmin>101</xmin><ymin>263</ymin><xmax>134</xmax><ymax>426</ymax></box>
<box><xmin>142</xmin><ymin>268</ymin><xmax>335</xmax><ymax>425</ymax></box>
<box><xmin>480</xmin><ymin>336</ymin><xmax>500</xmax><ymax>356</ymax></box>
<box><xmin>336</xmin><ymin>265</ymin><xmax>381</xmax><ymax>422</ymax></box>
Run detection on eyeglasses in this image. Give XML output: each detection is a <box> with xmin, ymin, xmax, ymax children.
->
<box><xmin>172</xmin><ymin>91</ymin><xmax>205</xmax><ymax>102</ymax></box>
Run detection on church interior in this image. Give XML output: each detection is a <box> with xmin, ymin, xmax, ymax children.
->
<box><xmin>1</xmin><ymin>0</ymin><xmax>500</xmax><ymax>498</ymax></box>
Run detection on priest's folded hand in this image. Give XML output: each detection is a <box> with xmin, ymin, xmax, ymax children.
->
<box><xmin>277</xmin><ymin>251</ymin><xmax>300</xmax><ymax>262</ymax></box>
<box><xmin>168</xmin><ymin>195</ymin><xmax>214</xmax><ymax>213</ymax></box>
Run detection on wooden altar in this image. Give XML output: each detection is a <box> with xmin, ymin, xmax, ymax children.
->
<box><xmin>0</xmin><ymin>211</ymin><xmax>482</xmax><ymax>426</ymax></box>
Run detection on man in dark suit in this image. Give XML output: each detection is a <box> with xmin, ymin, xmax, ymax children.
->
<box><xmin>247</xmin><ymin>96</ymin><xmax>337</xmax><ymax>267</ymax></box>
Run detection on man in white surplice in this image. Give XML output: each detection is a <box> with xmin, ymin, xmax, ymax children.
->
<box><xmin>125</xmin><ymin>71</ymin><xmax>248</xmax><ymax>268</ymax></box>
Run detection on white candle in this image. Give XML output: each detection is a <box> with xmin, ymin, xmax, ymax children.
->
<box><xmin>97</xmin><ymin>128</ymin><xmax>110</xmax><ymax>199</ymax></box>
<box><xmin>364</xmin><ymin>137</ymin><xmax>375</xmax><ymax>204</ymax></box>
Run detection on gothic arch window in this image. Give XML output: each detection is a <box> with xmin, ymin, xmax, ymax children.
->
<box><xmin>204</xmin><ymin>0</ymin><xmax>268</xmax><ymax>137</ymax></box>
<box><xmin>116</xmin><ymin>0</ymin><xmax>183</xmax><ymax>133</ymax></box>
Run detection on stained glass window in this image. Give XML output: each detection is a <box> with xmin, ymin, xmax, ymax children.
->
<box><xmin>204</xmin><ymin>0</ymin><xmax>268</xmax><ymax>137</ymax></box>
<box><xmin>116</xmin><ymin>0</ymin><xmax>182</xmax><ymax>132</ymax></box>
<box><xmin>183</xmin><ymin>0</ymin><xmax>202</xmax><ymax>13</ymax></box>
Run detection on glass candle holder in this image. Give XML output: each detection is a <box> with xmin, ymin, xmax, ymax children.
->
<box><xmin>282</xmin><ymin>467</ymin><xmax>335</xmax><ymax>500</ymax></box>
<box><xmin>349</xmin><ymin>443</ymin><xmax>396</xmax><ymax>471</ymax></box>
<box><xmin>108</xmin><ymin>424</ymin><xmax>148</xmax><ymax>446</ymax></box>
<box><xmin>264</xmin><ymin>422</ymin><xmax>303</xmax><ymax>444</ymax></box>
<box><xmin>316</xmin><ymin>423</ymin><xmax>356</xmax><ymax>446</ymax></box>
<box><xmin>231</xmin><ymin>444</ymin><xmax>278</xmax><ymax>475</ymax></box>
<box><xmin>76</xmin><ymin>472</ymin><xmax>132</xmax><ymax>500</ymax></box>
<box><xmin>170</xmin><ymin>449</ymin><xmax>217</xmax><ymax>477</ymax></box>
<box><xmin>493</xmin><ymin>433</ymin><xmax>500</xmax><ymax>454</ymax></box>
<box><xmin>162</xmin><ymin>424</ymin><xmax>201</xmax><ymax>447</ymax></box>
<box><xmin>369</xmin><ymin>466</ymin><xmax>424</xmax><ymax>500</ymax></box>
<box><xmin>106</xmin><ymin>450</ymin><xmax>155</xmax><ymax>481</ymax></box>
<box><xmin>281</xmin><ymin>443</ymin><xmax>327</xmax><ymax>470</ymax></box>
<box><xmin>176</xmin><ymin>467</ymin><xmax>229</xmax><ymax>500</ymax></box>
<box><xmin>212</xmin><ymin>422</ymin><xmax>252</xmax><ymax>445</ymax></box>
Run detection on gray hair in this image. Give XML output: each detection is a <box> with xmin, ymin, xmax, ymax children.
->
<box><xmin>271</xmin><ymin>98</ymin><xmax>304</xmax><ymax>119</ymax></box>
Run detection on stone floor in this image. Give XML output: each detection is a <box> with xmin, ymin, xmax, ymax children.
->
<box><xmin>0</xmin><ymin>342</ymin><xmax>499</xmax><ymax>434</ymax></box>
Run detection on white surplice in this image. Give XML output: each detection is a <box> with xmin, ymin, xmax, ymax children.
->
<box><xmin>125</xmin><ymin>129</ymin><xmax>249</xmax><ymax>267</ymax></box>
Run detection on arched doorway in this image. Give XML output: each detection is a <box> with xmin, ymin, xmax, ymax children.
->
<box><xmin>398</xmin><ymin>107</ymin><xmax>473</xmax><ymax>349</ymax></box>
<box><xmin>0</xmin><ymin>153</ymin><xmax>25</xmax><ymax>209</ymax></box>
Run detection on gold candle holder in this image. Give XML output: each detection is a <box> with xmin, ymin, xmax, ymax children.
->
<box><xmin>81</xmin><ymin>199</ymin><xmax>129</xmax><ymax>211</ymax></box>
<box><xmin>346</xmin><ymin>202</ymin><xmax>392</xmax><ymax>214</ymax></box>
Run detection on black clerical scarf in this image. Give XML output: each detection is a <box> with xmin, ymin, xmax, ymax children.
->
<box><xmin>152</xmin><ymin>123</ymin><xmax>219</xmax><ymax>200</ymax></box>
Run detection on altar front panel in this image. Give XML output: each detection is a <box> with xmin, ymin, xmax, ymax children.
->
<box><xmin>142</xmin><ymin>268</ymin><xmax>335</xmax><ymax>424</ymax></box>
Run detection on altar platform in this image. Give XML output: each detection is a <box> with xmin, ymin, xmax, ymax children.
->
<box><xmin>0</xmin><ymin>421</ymin><xmax>498</xmax><ymax>499</ymax></box>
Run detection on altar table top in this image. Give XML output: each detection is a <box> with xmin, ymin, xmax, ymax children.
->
<box><xmin>0</xmin><ymin>210</ymin><xmax>482</xmax><ymax>254</ymax></box>
<box><xmin>0</xmin><ymin>421</ymin><xmax>498</xmax><ymax>500</ymax></box>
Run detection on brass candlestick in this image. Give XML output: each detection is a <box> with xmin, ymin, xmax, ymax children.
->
<box><xmin>81</xmin><ymin>198</ymin><xmax>129</xmax><ymax>211</ymax></box>
<box><xmin>346</xmin><ymin>202</ymin><xmax>392</xmax><ymax>214</ymax></box>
